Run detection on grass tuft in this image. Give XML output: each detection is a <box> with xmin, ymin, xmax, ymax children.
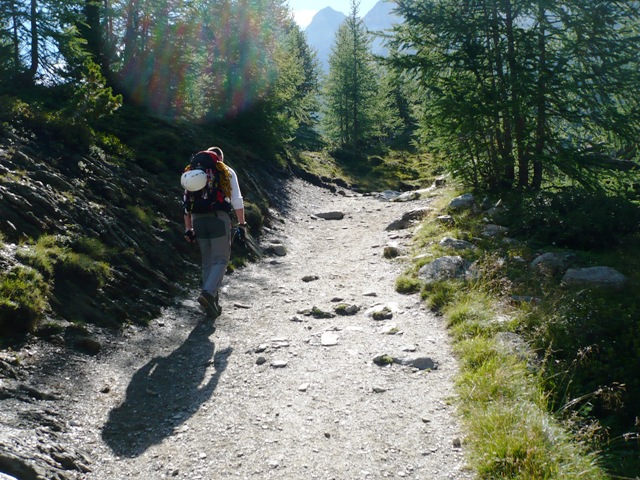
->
<box><xmin>409</xmin><ymin>184</ymin><xmax>616</xmax><ymax>479</ymax></box>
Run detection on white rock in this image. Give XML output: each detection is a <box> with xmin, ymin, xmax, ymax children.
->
<box><xmin>320</xmin><ymin>332</ymin><xmax>339</xmax><ymax>346</ymax></box>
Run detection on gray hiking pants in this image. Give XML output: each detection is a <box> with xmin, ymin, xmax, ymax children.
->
<box><xmin>192</xmin><ymin>211</ymin><xmax>232</xmax><ymax>295</ymax></box>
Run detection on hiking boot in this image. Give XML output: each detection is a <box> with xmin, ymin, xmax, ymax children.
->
<box><xmin>198</xmin><ymin>291</ymin><xmax>221</xmax><ymax>320</ymax></box>
<box><xmin>212</xmin><ymin>290</ymin><xmax>222</xmax><ymax>317</ymax></box>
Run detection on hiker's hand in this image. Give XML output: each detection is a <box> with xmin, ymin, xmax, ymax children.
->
<box><xmin>236</xmin><ymin>225</ymin><xmax>247</xmax><ymax>243</ymax></box>
<box><xmin>184</xmin><ymin>229</ymin><xmax>196</xmax><ymax>243</ymax></box>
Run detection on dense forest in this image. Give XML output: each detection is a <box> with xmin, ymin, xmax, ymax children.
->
<box><xmin>1</xmin><ymin>0</ymin><xmax>640</xmax><ymax>478</ymax></box>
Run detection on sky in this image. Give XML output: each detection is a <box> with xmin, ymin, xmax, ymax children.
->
<box><xmin>289</xmin><ymin>0</ymin><xmax>382</xmax><ymax>28</ymax></box>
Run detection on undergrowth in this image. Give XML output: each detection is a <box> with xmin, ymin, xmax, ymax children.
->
<box><xmin>397</xmin><ymin>185</ymin><xmax>640</xmax><ymax>479</ymax></box>
<box><xmin>0</xmin><ymin>234</ymin><xmax>115</xmax><ymax>339</ymax></box>
<box><xmin>293</xmin><ymin>148</ymin><xmax>440</xmax><ymax>192</ymax></box>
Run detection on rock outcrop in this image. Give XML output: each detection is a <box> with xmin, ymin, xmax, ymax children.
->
<box><xmin>0</xmin><ymin>137</ymin><xmax>188</xmax><ymax>333</ymax></box>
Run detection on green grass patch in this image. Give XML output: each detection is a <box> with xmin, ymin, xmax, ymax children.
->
<box><xmin>408</xmin><ymin>183</ymin><xmax>621</xmax><ymax>479</ymax></box>
<box><xmin>421</xmin><ymin>279</ymin><xmax>463</xmax><ymax>312</ymax></box>
<box><xmin>16</xmin><ymin>234</ymin><xmax>113</xmax><ymax>288</ymax></box>
<box><xmin>444</xmin><ymin>290</ymin><xmax>502</xmax><ymax>340</ymax></box>
<box><xmin>0</xmin><ymin>266</ymin><xmax>49</xmax><ymax>337</ymax></box>
<box><xmin>395</xmin><ymin>275</ymin><xmax>422</xmax><ymax>294</ymax></box>
<box><xmin>292</xmin><ymin>148</ymin><xmax>438</xmax><ymax>192</ymax></box>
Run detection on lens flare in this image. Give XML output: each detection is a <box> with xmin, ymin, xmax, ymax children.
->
<box><xmin>114</xmin><ymin>0</ymin><xmax>286</xmax><ymax>121</ymax></box>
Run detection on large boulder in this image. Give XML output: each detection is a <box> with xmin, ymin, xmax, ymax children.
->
<box><xmin>562</xmin><ymin>267</ymin><xmax>627</xmax><ymax>289</ymax></box>
<box><xmin>439</xmin><ymin>237</ymin><xmax>476</xmax><ymax>251</ymax></box>
<box><xmin>418</xmin><ymin>256</ymin><xmax>472</xmax><ymax>284</ymax></box>
<box><xmin>481</xmin><ymin>224</ymin><xmax>509</xmax><ymax>237</ymax></box>
<box><xmin>386</xmin><ymin>208</ymin><xmax>432</xmax><ymax>231</ymax></box>
<box><xmin>448</xmin><ymin>193</ymin><xmax>475</xmax><ymax>211</ymax></box>
<box><xmin>530</xmin><ymin>252</ymin><xmax>572</xmax><ymax>276</ymax></box>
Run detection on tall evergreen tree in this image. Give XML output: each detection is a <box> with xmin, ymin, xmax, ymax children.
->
<box><xmin>287</xmin><ymin>25</ymin><xmax>321</xmax><ymax>139</ymax></box>
<box><xmin>0</xmin><ymin>1</ymin><xmax>17</xmax><ymax>80</ymax></box>
<box><xmin>391</xmin><ymin>0</ymin><xmax>640</xmax><ymax>191</ymax></box>
<box><xmin>369</xmin><ymin>64</ymin><xmax>402</xmax><ymax>146</ymax></box>
<box><xmin>322</xmin><ymin>0</ymin><xmax>378</xmax><ymax>150</ymax></box>
<box><xmin>0</xmin><ymin>0</ymin><xmax>82</xmax><ymax>85</ymax></box>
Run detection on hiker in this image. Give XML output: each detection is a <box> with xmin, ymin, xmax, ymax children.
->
<box><xmin>182</xmin><ymin>147</ymin><xmax>246</xmax><ymax>318</ymax></box>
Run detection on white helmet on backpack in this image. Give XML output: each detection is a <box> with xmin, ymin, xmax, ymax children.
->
<box><xmin>181</xmin><ymin>169</ymin><xmax>207</xmax><ymax>191</ymax></box>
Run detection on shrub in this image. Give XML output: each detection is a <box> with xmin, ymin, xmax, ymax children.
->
<box><xmin>72</xmin><ymin>237</ymin><xmax>110</xmax><ymax>260</ymax></box>
<box><xmin>0</xmin><ymin>266</ymin><xmax>48</xmax><ymax>336</ymax></box>
<box><xmin>531</xmin><ymin>290</ymin><xmax>640</xmax><ymax>431</ymax></box>
<box><xmin>506</xmin><ymin>189</ymin><xmax>640</xmax><ymax>249</ymax></box>
<box><xmin>15</xmin><ymin>234</ymin><xmax>63</xmax><ymax>279</ymax></box>
<box><xmin>127</xmin><ymin>206</ymin><xmax>156</xmax><ymax>226</ymax></box>
<box><xmin>57</xmin><ymin>251</ymin><xmax>112</xmax><ymax>288</ymax></box>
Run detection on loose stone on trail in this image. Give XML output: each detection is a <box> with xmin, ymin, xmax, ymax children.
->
<box><xmin>395</xmin><ymin>356</ymin><xmax>439</xmax><ymax>371</ymax></box>
<box><xmin>314</xmin><ymin>211</ymin><xmax>345</xmax><ymax>220</ymax></box>
<box><xmin>379</xmin><ymin>324</ymin><xmax>401</xmax><ymax>335</ymax></box>
<box><xmin>320</xmin><ymin>332</ymin><xmax>339</xmax><ymax>346</ymax></box>
<box><xmin>334</xmin><ymin>304</ymin><xmax>360</xmax><ymax>316</ymax></box>
<box><xmin>365</xmin><ymin>303</ymin><xmax>399</xmax><ymax>320</ymax></box>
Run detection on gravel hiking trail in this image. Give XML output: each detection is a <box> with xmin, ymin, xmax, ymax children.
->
<box><xmin>3</xmin><ymin>179</ymin><xmax>472</xmax><ymax>480</ymax></box>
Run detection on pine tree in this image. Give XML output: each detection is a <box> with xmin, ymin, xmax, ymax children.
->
<box><xmin>322</xmin><ymin>0</ymin><xmax>378</xmax><ymax>150</ymax></box>
<box><xmin>0</xmin><ymin>0</ymin><xmax>84</xmax><ymax>85</ymax></box>
<box><xmin>391</xmin><ymin>0</ymin><xmax>640</xmax><ymax>191</ymax></box>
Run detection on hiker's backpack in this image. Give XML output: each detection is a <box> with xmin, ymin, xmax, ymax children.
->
<box><xmin>182</xmin><ymin>151</ymin><xmax>232</xmax><ymax>214</ymax></box>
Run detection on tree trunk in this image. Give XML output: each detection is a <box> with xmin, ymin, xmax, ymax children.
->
<box><xmin>532</xmin><ymin>1</ymin><xmax>547</xmax><ymax>190</ymax></box>
<box><xmin>82</xmin><ymin>0</ymin><xmax>104</xmax><ymax>69</ymax></box>
<box><xmin>505</xmin><ymin>0</ymin><xmax>528</xmax><ymax>188</ymax></box>
<box><xmin>26</xmin><ymin>0</ymin><xmax>38</xmax><ymax>84</ymax></box>
<box><xmin>11</xmin><ymin>0</ymin><xmax>20</xmax><ymax>76</ymax></box>
<box><xmin>351</xmin><ymin>24</ymin><xmax>359</xmax><ymax>151</ymax></box>
<box><xmin>489</xmin><ymin>0</ymin><xmax>514</xmax><ymax>187</ymax></box>
<box><xmin>122</xmin><ymin>0</ymin><xmax>139</xmax><ymax>67</ymax></box>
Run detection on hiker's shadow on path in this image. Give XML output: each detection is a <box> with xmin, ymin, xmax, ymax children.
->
<box><xmin>101</xmin><ymin>321</ymin><xmax>231</xmax><ymax>458</ymax></box>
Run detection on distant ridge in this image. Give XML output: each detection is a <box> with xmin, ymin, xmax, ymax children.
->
<box><xmin>305</xmin><ymin>1</ymin><xmax>402</xmax><ymax>73</ymax></box>
<box><xmin>305</xmin><ymin>7</ymin><xmax>347</xmax><ymax>73</ymax></box>
<box><xmin>363</xmin><ymin>1</ymin><xmax>403</xmax><ymax>58</ymax></box>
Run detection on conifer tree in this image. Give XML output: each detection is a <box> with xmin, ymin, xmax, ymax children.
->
<box><xmin>391</xmin><ymin>0</ymin><xmax>640</xmax><ymax>191</ymax></box>
<box><xmin>0</xmin><ymin>0</ymin><xmax>83</xmax><ymax>85</ymax></box>
<box><xmin>322</xmin><ymin>0</ymin><xmax>378</xmax><ymax>150</ymax></box>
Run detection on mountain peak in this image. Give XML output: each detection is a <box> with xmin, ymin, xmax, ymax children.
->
<box><xmin>310</xmin><ymin>6</ymin><xmax>347</xmax><ymax>25</ymax></box>
<box><xmin>317</xmin><ymin>6</ymin><xmax>342</xmax><ymax>14</ymax></box>
<box><xmin>305</xmin><ymin>1</ymin><xmax>402</xmax><ymax>73</ymax></box>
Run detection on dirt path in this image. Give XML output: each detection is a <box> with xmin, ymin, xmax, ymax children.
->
<box><xmin>2</xmin><ymin>179</ymin><xmax>471</xmax><ymax>479</ymax></box>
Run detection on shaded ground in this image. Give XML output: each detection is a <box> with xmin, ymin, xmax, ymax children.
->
<box><xmin>1</xmin><ymin>179</ymin><xmax>471</xmax><ymax>480</ymax></box>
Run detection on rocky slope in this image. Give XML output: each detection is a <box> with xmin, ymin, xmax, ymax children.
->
<box><xmin>0</xmin><ymin>129</ymin><xmax>188</xmax><ymax>334</ymax></box>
